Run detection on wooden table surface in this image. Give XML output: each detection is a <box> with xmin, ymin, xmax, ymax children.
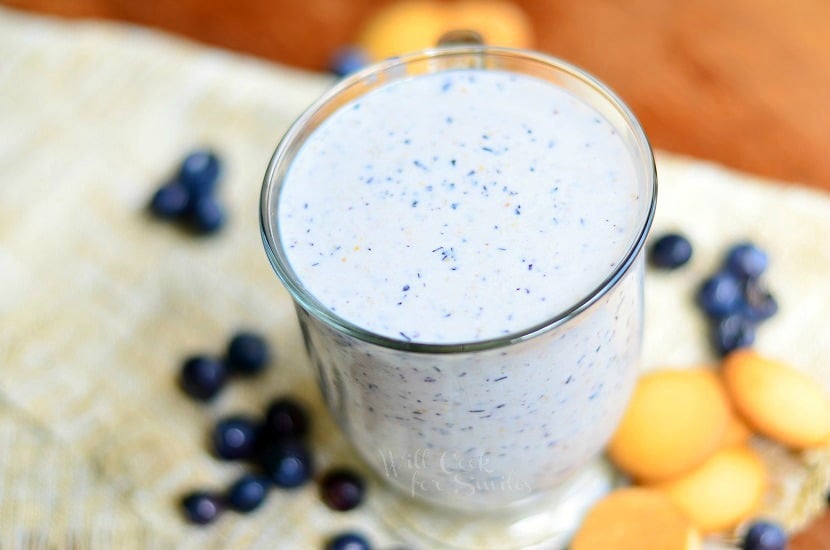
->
<box><xmin>5</xmin><ymin>0</ymin><xmax>830</xmax><ymax>193</ymax></box>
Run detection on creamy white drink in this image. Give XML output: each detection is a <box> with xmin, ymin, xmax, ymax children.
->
<box><xmin>267</xmin><ymin>66</ymin><xmax>651</xmax><ymax>509</ymax></box>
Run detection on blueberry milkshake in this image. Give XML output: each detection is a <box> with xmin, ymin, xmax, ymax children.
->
<box><xmin>263</xmin><ymin>59</ymin><xmax>655</xmax><ymax>510</ymax></box>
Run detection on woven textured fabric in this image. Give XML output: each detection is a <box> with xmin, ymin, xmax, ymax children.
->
<box><xmin>0</xmin><ymin>6</ymin><xmax>827</xmax><ymax>549</ymax></box>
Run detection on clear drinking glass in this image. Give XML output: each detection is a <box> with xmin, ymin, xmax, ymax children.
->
<box><xmin>261</xmin><ymin>45</ymin><xmax>656</xmax><ymax>547</ymax></box>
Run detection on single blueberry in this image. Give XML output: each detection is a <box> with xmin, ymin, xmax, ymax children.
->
<box><xmin>725</xmin><ymin>242</ymin><xmax>768</xmax><ymax>280</ymax></box>
<box><xmin>179</xmin><ymin>356</ymin><xmax>228</xmax><ymax>401</ymax></box>
<box><xmin>325</xmin><ymin>532</ymin><xmax>372</xmax><ymax>550</ymax></box>
<box><xmin>149</xmin><ymin>182</ymin><xmax>191</xmax><ymax>219</ymax></box>
<box><xmin>262</xmin><ymin>397</ymin><xmax>310</xmax><ymax>441</ymax></box>
<box><xmin>227</xmin><ymin>332</ymin><xmax>270</xmax><ymax>376</ymax></box>
<box><xmin>225</xmin><ymin>474</ymin><xmax>270</xmax><ymax>513</ymax></box>
<box><xmin>190</xmin><ymin>195</ymin><xmax>225</xmax><ymax>234</ymax></box>
<box><xmin>741</xmin><ymin>520</ymin><xmax>787</xmax><ymax>550</ymax></box>
<box><xmin>212</xmin><ymin>415</ymin><xmax>260</xmax><ymax>460</ymax></box>
<box><xmin>696</xmin><ymin>272</ymin><xmax>743</xmax><ymax>317</ymax></box>
<box><xmin>179</xmin><ymin>149</ymin><xmax>221</xmax><ymax>197</ymax></box>
<box><xmin>320</xmin><ymin>469</ymin><xmax>366</xmax><ymax>511</ymax></box>
<box><xmin>741</xmin><ymin>279</ymin><xmax>779</xmax><ymax>322</ymax></box>
<box><xmin>181</xmin><ymin>491</ymin><xmax>223</xmax><ymax>525</ymax></box>
<box><xmin>648</xmin><ymin>233</ymin><xmax>693</xmax><ymax>269</ymax></box>
<box><xmin>258</xmin><ymin>438</ymin><xmax>313</xmax><ymax>488</ymax></box>
<box><xmin>712</xmin><ymin>313</ymin><xmax>757</xmax><ymax>357</ymax></box>
<box><xmin>330</xmin><ymin>46</ymin><xmax>369</xmax><ymax>77</ymax></box>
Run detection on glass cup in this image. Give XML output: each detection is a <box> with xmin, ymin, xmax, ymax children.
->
<box><xmin>261</xmin><ymin>45</ymin><xmax>656</xmax><ymax>547</ymax></box>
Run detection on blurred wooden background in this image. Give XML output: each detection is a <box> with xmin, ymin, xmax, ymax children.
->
<box><xmin>5</xmin><ymin>0</ymin><xmax>830</xmax><ymax>191</ymax></box>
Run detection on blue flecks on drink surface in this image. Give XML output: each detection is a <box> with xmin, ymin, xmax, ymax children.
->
<box><xmin>280</xmin><ymin>68</ymin><xmax>637</xmax><ymax>352</ymax></box>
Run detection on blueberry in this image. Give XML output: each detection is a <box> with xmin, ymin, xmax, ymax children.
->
<box><xmin>190</xmin><ymin>195</ymin><xmax>225</xmax><ymax>234</ymax></box>
<box><xmin>741</xmin><ymin>520</ymin><xmax>787</xmax><ymax>550</ymax></box>
<box><xmin>149</xmin><ymin>182</ymin><xmax>191</xmax><ymax>219</ymax></box>
<box><xmin>725</xmin><ymin>242</ymin><xmax>768</xmax><ymax>280</ymax></box>
<box><xmin>262</xmin><ymin>397</ymin><xmax>310</xmax><ymax>441</ymax></box>
<box><xmin>742</xmin><ymin>279</ymin><xmax>779</xmax><ymax>322</ymax></box>
<box><xmin>181</xmin><ymin>491</ymin><xmax>223</xmax><ymax>525</ymax></box>
<box><xmin>179</xmin><ymin>356</ymin><xmax>227</xmax><ymax>401</ymax></box>
<box><xmin>227</xmin><ymin>332</ymin><xmax>270</xmax><ymax>375</ymax></box>
<box><xmin>212</xmin><ymin>415</ymin><xmax>260</xmax><ymax>460</ymax></box>
<box><xmin>325</xmin><ymin>532</ymin><xmax>372</xmax><ymax>550</ymax></box>
<box><xmin>179</xmin><ymin>150</ymin><xmax>221</xmax><ymax>197</ymax></box>
<box><xmin>696</xmin><ymin>272</ymin><xmax>743</xmax><ymax>317</ymax></box>
<box><xmin>712</xmin><ymin>313</ymin><xmax>757</xmax><ymax>357</ymax></box>
<box><xmin>320</xmin><ymin>469</ymin><xmax>365</xmax><ymax>511</ymax></box>
<box><xmin>330</xmin><ymin>46</ymin><xmax>369</xmax><ymax>77</ymax></box>
<box><xmin>258</xmin><ymin>438</ymin><xmax>313</xmax><ymax>488</ymax></box>
<box><xmin>648</xmin><ymin>233</ymin><xmax>693</xmax><ymax>269</ymax></box>
<box><xmin>225</xmin><ymin>474</ymin><xmax>270</xmax><ymax>513</ymax></box>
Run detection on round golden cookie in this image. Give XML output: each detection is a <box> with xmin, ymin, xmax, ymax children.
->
<box><xmin>608</xmin><ymin>368</ymin><xmax>731</xmax><ymax>482</ymax></box>
<box><xmin>357</xmin><ymin>0</ymin><xmax>533</xmax><ymax>61</ymax></box>
<box><xmin>571</xmin><ymin>487</ymin><xmax>701</xmax><ymax>550</ymax></box>
<box><xmin>651</xmin><ymin>445</ymin><xmax>766</xmax><ymax>533</ymax></box>
<box><xmin>450</xmin><ymin>1</ymin><xmax>533</xmax><ymax>49</ymax></box>
<box><xmin>358</xmin><ymin>0</ymin><xmax>450</xmax><ymax>62</ymax></box>
<box><xmin>722</xmin><ymin>350</ymin><xmax>830</xmax><ymax>449</ymax></box>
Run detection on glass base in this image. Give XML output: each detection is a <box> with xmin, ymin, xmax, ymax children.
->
<box><xmin>369</xmin><ymin>458</ymin><xmax>621</xmax><ymax>550</ymax></box>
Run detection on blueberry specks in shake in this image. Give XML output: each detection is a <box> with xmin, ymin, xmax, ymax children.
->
<box><xmin>279</xmin><ymin>69</ymin><xmax>638</xmax><ymax>345</ymax></box>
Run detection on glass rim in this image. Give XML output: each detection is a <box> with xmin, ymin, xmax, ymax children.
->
<box><xmin>260</xmin><ymin>45</ymin><xmax>658</xmax><ymax>354</ymax></box>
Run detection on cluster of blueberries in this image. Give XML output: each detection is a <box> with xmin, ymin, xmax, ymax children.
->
<box><xmin>649</xmin><ymin>234</ymin><xmax>778</xmax><ymax>357</ymax></box>
<box><xmin>696</xmin><ymin>243</ymin><xmax>777</xmax><ymax>356</ymax></box>
<box><xmin>178</xmin><ymin>332</ymin><xmax>371</xmax><ymax>550</ymax></box>
<box><xmin>149</xmin><ymin>150</ymin><xmax>226</xmax><ymax>234</ymax></box>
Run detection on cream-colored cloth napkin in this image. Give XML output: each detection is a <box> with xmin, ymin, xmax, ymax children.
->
<box><xmin>0</xmin><ymin>6</ymin><xmax>827</xmax><ymax>549</ymax></box>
